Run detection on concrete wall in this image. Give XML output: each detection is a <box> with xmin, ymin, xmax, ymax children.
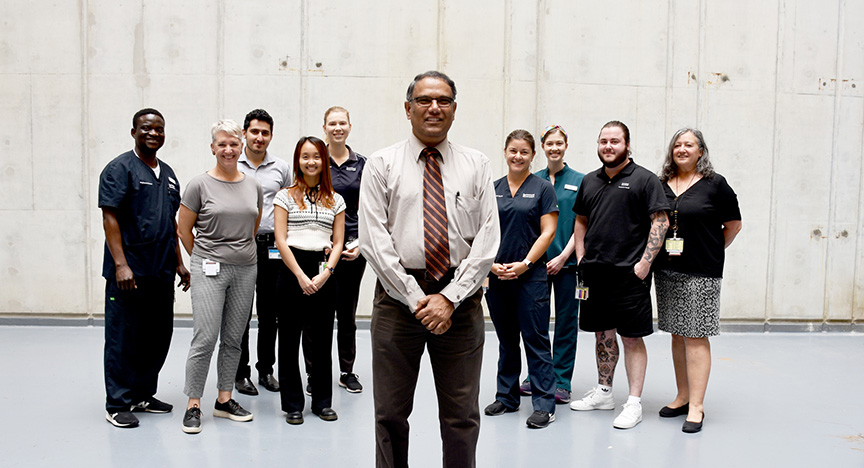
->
<box><xmin>1</xmin><ymin>0</ymin><xmax>862</xmax><ymax>325</ymax></box>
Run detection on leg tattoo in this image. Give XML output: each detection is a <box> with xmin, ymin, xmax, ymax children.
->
<box><xmin>596</xmin><ymin>331</ymin><xmax>619</xmax><ymax>386</ymax></box>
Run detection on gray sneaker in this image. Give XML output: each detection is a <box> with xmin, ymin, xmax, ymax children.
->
<box><xmin>526</xmin><ymin>410</ymin><xmax>555</xmax><ymax>429</ymax></box>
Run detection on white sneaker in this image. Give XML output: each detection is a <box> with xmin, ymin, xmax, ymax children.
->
<box><xmin>569</xmin><ymin>388</ymin><xmax>615</xmax><ymax>411</ymax></box>
<box><xmin>612</xmin><ymin>402</ymin><xmax>643</xmax><ymax>429</ymax></box>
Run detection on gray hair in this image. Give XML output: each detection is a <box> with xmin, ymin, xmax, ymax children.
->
<box><xmin>210</xmin><ymin>119</ymin><xmax>243</xmax><ymax>142</ymax></box>
<box><xmin>659</xmin><ymin>127</ymin><xmax>715</xmax><ymax>182</ymax></box>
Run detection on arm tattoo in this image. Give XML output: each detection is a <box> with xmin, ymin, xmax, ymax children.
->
<box><xmin>640</xmin><ymin>211</ymin><xmax>669</xmax><ymax>265</ymax></box>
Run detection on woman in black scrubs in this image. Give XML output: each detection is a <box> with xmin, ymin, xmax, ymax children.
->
<box><xmin>483</xmin><ymin>129</ymin><xmax>559</xmax><ymax>429</ymax></box>
<box><xmin>654</xmin><ymin>128</ymin><xmax>742</xmax><ymax>433</ymax></box>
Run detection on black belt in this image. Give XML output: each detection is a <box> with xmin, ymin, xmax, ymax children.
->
<box><xmin>405</xmin><ymin>268</ymin><xmax>456</xmax><ymax>283</ymax></box>
<box><xmin>256</xmin><ymin>232</ymin><xmax>275</xmax><ymax>243</ymax></box>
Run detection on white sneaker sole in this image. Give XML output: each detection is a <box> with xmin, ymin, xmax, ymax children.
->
<box><xmin>213</xmin><ymin>409</ymin><xmax>253</xmax><ymax>422</ymax></box>
<box><xmin>569</xmin><ymin>401</ymin><xmax>615</xmax><ymax>411</ymax></box>
<box><xmin>182</xmin><ymin>423</ymin><xmax>202</xmax><ymax>434</ymax></box>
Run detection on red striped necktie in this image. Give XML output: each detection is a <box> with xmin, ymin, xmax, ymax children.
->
<box><xmin>421</xmin><ymin>147</ymin><xmax>450</xmax><ymax>281</ymax></box>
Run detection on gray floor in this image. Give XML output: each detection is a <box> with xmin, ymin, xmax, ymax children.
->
<box><xmin>1</xmin><ymin>326</ymin><xmax>862</xmax><ymax>468</ymax></box>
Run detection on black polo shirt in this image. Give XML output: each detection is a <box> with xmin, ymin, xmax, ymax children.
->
<box><xmin>492</xmin><ymin>173</ymin><xmax>558</xmax><ymax>282</ymax></box>
<box><xmin>98</xmin><ymin>151</ymin><xmax>181</xmax><ymax>282</ymax></box>
<box><xmin>573</xmin><ymin>159</ymin><xmax>669</xmax><ymax>269</ymax></box>
<box><xmin>329</xmin><ymin>146</ymin><xmax>366</xmax><ymax>240</ymax></box>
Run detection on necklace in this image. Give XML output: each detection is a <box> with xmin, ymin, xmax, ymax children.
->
<box><xmin>675</xmin><ymin>171</ymin><xmax>698</xmax><ymax>196</ymax></box>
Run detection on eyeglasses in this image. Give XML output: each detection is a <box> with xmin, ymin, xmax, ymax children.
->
<box><xmin>410</xmin><ymin>96</ymin><xmax>455</xmax><ymax>108</ymax></box>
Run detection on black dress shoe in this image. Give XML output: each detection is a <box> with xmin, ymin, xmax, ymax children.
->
<box><xmin>484</xmin><ymin>400</ymin><xmax>518</xmax><ymax>416</ymax></box>
<box><xmin>313</xmin><ymin>407</ymin><xmax>338</xmax><ymax>421</ymax></box>
<box><xmin>659</xmin><ymin>403</ymin><xmax>689</xmax><ymax>418</ymax></box>
<box><xmin>286</xmin><ymin>411</ymin><xmax>304</xmax><ymax>425</ymax></box>
<box><xmin>258</xmin><ymin>374</ymin><xmax>280</xmax><ymax>392</ymax></box>
<box><xmin>235</xmin><ymin>377</ymin><xmax>259</xmax><ymax>396</ymax></box>
<box><xmin>682</xmin><ymin>412</ymin><xmax>704</xmax><ymax>433</ymax></box>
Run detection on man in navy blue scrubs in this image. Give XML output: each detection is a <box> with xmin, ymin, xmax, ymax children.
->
<box><xmin>99</xmin><ymin>108</ymin><xmax>190</xmax><ymax>428</ymax></box>
<box><xmin>569</xmin><ymin>121</ymin><xmax>669</xmax><ymax>430</ymax></box>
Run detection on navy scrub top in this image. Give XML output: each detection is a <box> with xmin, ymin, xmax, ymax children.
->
<box><xmin>491</xmin><ymin>173</ymin><xmax>559</xmax><ymax>282</ymax></box>
<box><xmin>98</xmin><ymin>151</ymin><xmax>182</xmax><ymax>282</ymax></box>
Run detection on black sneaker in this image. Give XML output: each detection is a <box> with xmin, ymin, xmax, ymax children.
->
<box><xmin>213</xmin><ymin>399</ymin><xmax>253</xmax><ymax>422</ymax></box>
<box><xmin>526</xmin><ymin>410</ymin><xmax>555</xmax><ymax>429</ymax></box>
<box><xmin>132</xmin><ymin>397</ymin><xmax>173</xmax><ymax>413</ymax></box>
<box><xmin>106</xmin><ymin>411</ymin><xmax>139</xmax><ymax>428</ymax></box>
<box><xmin>339</xmin><ymin>373</ymin><xmax>363</xmax><ymax>393</ymax></box>
<box><xmin>484</xmin><ymin>400</ymin><xmax>518</xmax><ymax>416</ymax></box>
<box><xmin>182</xmin><ymin>407</ymin><xmax>202</xmax><ymax>434</ymax></box>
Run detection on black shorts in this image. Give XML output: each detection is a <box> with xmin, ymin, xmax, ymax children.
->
<box><xmin>578</xmin><ymin>263</ymin><xmax>654</xmax><ymax>338</ymax></box>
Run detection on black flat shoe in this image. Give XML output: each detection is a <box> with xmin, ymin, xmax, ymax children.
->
<box><xmin>313</xmin><ymin>407</ymin><xmax>338</xmax><ymax>421</ymax></box>
<box><xmin>682</xmin><ymin>412</ymin><xmax>704</xmax><ymax>433</ymax></box>
<box><xmin>659</xmin><ymin>403</ymin><xmax>689</xmax><ymax>418</ymax></box>
<box><xmin>484</xmin><ymin>400</ymin><xmax>518</xmax><ymax>416</ymax></box>
<box><xmin>235</xmin><ymin>377</ymin><xmax>259</xmax><ymax>396</ymax></box>
<box><xmin>258</xmin><ymin>374</ymin><xmax>280</xmax><ymax>392</ymax></box>
<box><xmin>286</xmin><ymin>411</ymin><xmax>304</xmax><ymax>425</ymax></box>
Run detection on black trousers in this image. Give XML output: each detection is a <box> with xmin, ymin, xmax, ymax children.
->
<box><xmin>104</xmin><ymin>277</ymin><xmax>174</xmax><ymax>412</ymax></box>
<box><xmin>236</xmin><ymin>239</ymin><xmax>280</xmax><ymax>379</ymax></box>
<box><xmin>277</xmin><ymin>248</ymin><xmax>336</xmax><ymax>413</ymax></box>
<box><xmin>372</xmin><ymin>274</ymin><xmax>485</xmax><ymax>468</ymax></box>
<box><xmin>304</xmin><ymin>254</ymin><xmax>366</xmax><ymax>374</ymax></box>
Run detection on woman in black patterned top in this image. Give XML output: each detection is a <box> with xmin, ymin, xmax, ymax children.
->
<box><xmin>654</xmin><ymin>128</ymin><xmax>742</xmax><ymax>433</ymax></box>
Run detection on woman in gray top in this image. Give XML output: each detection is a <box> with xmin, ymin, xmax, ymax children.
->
<box><xmin>177</xmin><ymin>120</ymin><xmax>263</xmax><ymax>434</ymax></box>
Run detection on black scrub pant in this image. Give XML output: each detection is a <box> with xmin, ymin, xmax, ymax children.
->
<box><xmin>236</xmin><ymin>238</ymin><xmax>280</xmax><ymax>380</ymax></box>
<box><xmin>104</xmin><ymin>277</ymin><xmax>174</xmax><ymax>412</ymax></box>
<box><xmin>277</xmin><ymin>248</ymin><xmax>336</xmax><ymax>413</ymax></box>
<box><xmin>486</xmin><ymin>277</ymin><xmax>556</xmax><ymax>413</ymax></box>
<box><xmin>304</xmin><ymin>254</ymin><xmax>366</xmax><ymax>375</ymax></box>
<box><xmin>372</xmin><ymin>271</ymin><xmax>485</xmax><ymax>468</ymax></box>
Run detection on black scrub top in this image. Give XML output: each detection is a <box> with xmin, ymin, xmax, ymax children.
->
<box><xmin>98</xmin><ymin>151</ymin><xmax>181</xmax><ymax>282</ymax></box>
<box><xmin>657</xmin><ymin>173</ymin><xmax>741</xmax><ymax>278</ymax></box>
<box><xmin>491</xmin><ymin>173</ymin><xmax>558</xmax><ymax>282</ymax></box>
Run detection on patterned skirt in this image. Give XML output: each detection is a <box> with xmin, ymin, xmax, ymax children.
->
<box><xmin>655</xmin><ymin>269</ymin><xmax>722</xmax><ymax>338</ymax></box>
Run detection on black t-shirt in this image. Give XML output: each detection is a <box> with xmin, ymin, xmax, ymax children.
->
<box><xmin>492</xmin><ymin>173</ymin><xmax>558</xmax><ymax>282</ymax></box>
<box><xmin>573</xmin><ymin>159</ymin><xmax>669</xmax><ymax>269</ymax></box>
<box><xmin>329</xmin><ymin>146</ymin><xmax>366</xmax><ymax>240</ymax></box>
<box><xmin>98</xmin><ymin>151</ymin><xmax>181</xmax><ymax>282</ymax></box>
<box><xmin>657</xmin><ymin>174</ymin><xmax>741</xmax><ymax>278</ymax></box>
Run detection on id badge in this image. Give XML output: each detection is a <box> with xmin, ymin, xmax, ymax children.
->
<box><xmin>665</xmin><ymin>237</ymin><xmax>684</xmax><ymax>256</ymax></box>
<box><xmin>203</xmin><ymin>259</ymin><xmax>220</xmax><ymax>276</ymax></box>
<box><xmin>268</xmin><ymin>247</ymin><xmax>281</xmax><ymax>260</ymax></box>
<box><xmin>575</xmin><ymin>276</ymin><xmax>589</xmax><ymax>300</ymax></box>
<box><xmin>319</xmin><ymin>261</ymin><xmax>326</xmax><ymax>275</ymax></box>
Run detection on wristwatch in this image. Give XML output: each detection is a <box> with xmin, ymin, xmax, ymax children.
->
<box><xmin>522</xmin><ymin>260</ymin><xmax>533</xmax><ymax>268</ymax></box>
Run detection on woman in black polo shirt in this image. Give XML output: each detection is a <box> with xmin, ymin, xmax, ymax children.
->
<box><xmin>654</xmin><ymin>128</ymin><xmax>742</xmax><ymax>433</ymax></box>
<box><xmin>483</xmin><ymin>129</ymin><xmax>559</xmax><ymax>429</ymax></box>
<box><xmin>320</xmin><ymin>106</ymin><xmax>367</xmax><ymax>393</ymax></box>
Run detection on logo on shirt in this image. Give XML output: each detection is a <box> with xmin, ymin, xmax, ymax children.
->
<box><xmin>140</xmin><ymin>181</ymin><xmax>153</xmax><ymax>186</ymax></box>
<box><xmin>168</xmin><ymin>176</ymin><xmax>177</xmax><ymax>185</ymax></box>
<box><xmin>496</xmin><ymin>194</ymin><xmax>504</xmax><ymax>198</ymax></box>
<box><xmin>618</xmin><ymin>182</ymin><xmax>630</xmax><ymax>190</ymax></box>
<box><xmin>346</xmin><ymin>167</ymin><xmax>357</xmax><ymax>172</ymax></box>
<box><xmin>522</xmin><ymin>193</ymin><xmax>535</xmax><ymax>198</ymax></box>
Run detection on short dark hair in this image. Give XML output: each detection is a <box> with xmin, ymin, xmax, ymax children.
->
<box><xmin>599</xmin><ymin>120</ymin><xmax>631</xmax><ymax>145</ymax></box>
<box><xmin>244</xmin><ymin>109</ymin><xmax>274</xmax><ymax>131</ymax></box>
<box><xmin>505</xmin><ymin>129</ymin><xmax>536</xmax><ymax>153</ymax></box>
<box><xmin>132</xmin><ymin>108</ymin><xmax>164</xmax><ymax>129</ymax></box>
<box><xmin>406</xmin><ymin>71</ymin><xmax>457</xmax><ymax>101</ymax></box>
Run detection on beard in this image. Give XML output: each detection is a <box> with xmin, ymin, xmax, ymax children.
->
<box><xmin>597</xmin><ymin>147</ymin><xmax>629</xmax><ymax>168</ymax></box>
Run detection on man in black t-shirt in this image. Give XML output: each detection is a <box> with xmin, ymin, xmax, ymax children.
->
<box><xmin>99</xmin><ymin>109</ymin><xmax>190</xmax><ymax>428</ymax></box>
<box><xmin>569</xmin><ymin>121</ymin><xmax>669</xmax><ymax>430</ymax></box>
